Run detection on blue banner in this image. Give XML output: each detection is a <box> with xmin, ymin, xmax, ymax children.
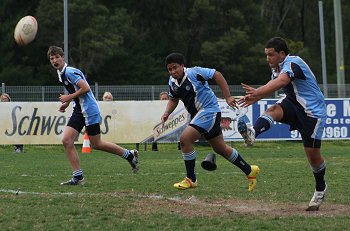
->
<box><xmin>252</xmin><ymin>98</ymin><xmax>350</xmax><ymax>140</ymax></box>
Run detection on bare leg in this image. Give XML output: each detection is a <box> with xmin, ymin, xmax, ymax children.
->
<box><xmin>62</xmin><ymin>126</ymin><xmax>81</xmax><ymax>171</ymax></box>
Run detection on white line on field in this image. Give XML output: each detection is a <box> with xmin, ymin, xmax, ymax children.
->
<box><xmin>0</xmin><ymin>188</ymin><xmax>202</xmax><ymax>206</ymax></box>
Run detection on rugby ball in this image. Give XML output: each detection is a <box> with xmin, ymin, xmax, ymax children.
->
<box><xmin>14</xmin><ymin>16</ymin><xmax>38</xmax><ymax>46</ymax></box>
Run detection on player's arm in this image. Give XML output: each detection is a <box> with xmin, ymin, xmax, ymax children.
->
<box><xmin>212</xmin><ymin>71</ymin><xmax>238</xmax><ymax>109</ymax></box>
<box><xmin>238</xmin><ymin>73</ymin><xmax>290</xmax><ymax>107</ymax></box>
<box><xmin>161</xmin><ymin>97</ymin><xmax>179</xmax><ymax>124</ymax></box>
<box><xmin>59</xmin><ymin>79</ymin><xmax>90</xmax><ymax>103</ymax></box>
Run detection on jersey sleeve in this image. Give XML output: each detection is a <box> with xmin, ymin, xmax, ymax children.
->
<box><xmin>192</xmin><ymin>66</ymin><xmax>216</xmax><ymax>80</ymax></box>
<box><xmin>66</xmin><ymin>68</ymin><xmax>85</xmax><ymax>85</ymax></box>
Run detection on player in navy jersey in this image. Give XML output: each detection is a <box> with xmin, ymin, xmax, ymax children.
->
<box><xmin>47</xmin><ymin>46</ymin><xmax>139</xmax><ymax>185</ymax></box>
<box><xmin>237</xmin><ymin>37</ymin><xmax>327</xmax><ymax>211</ymax></box>
<box><xmin>161</xmin><ymin>52</ymin><xmax>260</xmax><ymax>191</ymax></box>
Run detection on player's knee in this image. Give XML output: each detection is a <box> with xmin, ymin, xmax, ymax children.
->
<box><xmin>265</xmin><ymin>104</ymin><xmax>283</xmax><ymax>120</ymax></box>
<box><xmin>62</xmin><ymin>138</ymin><xmax>74</xmax><ymax>148</ymax></box>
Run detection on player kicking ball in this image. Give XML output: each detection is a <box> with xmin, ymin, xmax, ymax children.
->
<box><xmin>161</xmin><ymin>52</ymin><xmax>260</xmax><ymax>192</ymax></box>
<box><xmin>237</xmin><ymin>37</ymin><xmax>327</xmax><ymax>211</ymax></box>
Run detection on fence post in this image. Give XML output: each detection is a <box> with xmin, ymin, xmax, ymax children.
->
<box><xmin>151</xmin><ymin>86</ymin><xmax>155</xmax><ymax>100</ymax></box>
<box><xmin>95</xmin><ymin>82</ymin><xmax>99</xmax><ymax>100</ymax></box>
<box><xmin>1</xmin><ymin>83</ymin><xmax>5</xmax><ymax>94</ymax></box>
<box><xmin>41</xmin><ymin>86</ymin><xmax>45</xmax><ymax>101</ymax></box>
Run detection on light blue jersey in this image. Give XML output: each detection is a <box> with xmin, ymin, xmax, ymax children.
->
<box><xmin>168</xmin><ymin>67</ymin><xmax>221</xmax><ymax>133</ymax></box>
<box><xmin>274</xmin><ymin>55</ymin><xmax>326</xmax><ymax>119</ymax></box>
<box><xmin>58</xmin><ymin>63</ymin><xmax>101</xmax><ymax>126</ymax></box>
<box><xmin>168</xmin><ymin>67</ymin><xmax>220</xmax><ymax>118</ymax></box>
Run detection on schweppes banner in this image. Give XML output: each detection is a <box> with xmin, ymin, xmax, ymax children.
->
<box><xmin>6</xmin><ymin>98</ymin><xmax>348</xmax><ymax>144</ymax></box>
<box><xmin>0</xmin><ymin>100</ymin><xmax>250</xmax><ymax>145</ymax></box>
<box><xmin>0</xmin><ymin>101</ymin><xmax>167</xmax><ymax>144</ymax></box>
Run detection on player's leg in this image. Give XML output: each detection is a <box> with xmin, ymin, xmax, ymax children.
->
<box><xmin>61</xmin><ymin>112</ymin><xmax>85</xmax><ymax>185</ymax></box>
<box><xmin>87</xmin><ymin>123</ymin><xmax>139</xmax><ymax>173</ymax></box>
<box><xmin>299</xmin><ymin>116</ymin><xmax>327</xmax><ymax>211</ymax></box>
<box><xmin>61</xmin><ymin>126</ymin><xmax>85</xmax><ymax>185</ymax></box>
<box><xmin>173</xmin><ymin>125</ymin><xmax>201</xmax><ymax>189</ymax></box>
<box><xmin>208</xmin><ymin>134</ymin><xmax>260</xmax><ymax>192</ymax></box>
<box><xmin>238</xmin><ymin>102</ymin><xmax>285</xmax><ymax>146</ymax></box>
<box><xmin>305</xmin><ymin>147</ymin><xmax>327</xmax><ymax>211</ymax></box>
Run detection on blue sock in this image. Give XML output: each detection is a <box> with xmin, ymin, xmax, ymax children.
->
<box><xmin>254</xmin><ymin>114</ymin><xmax>274</xmax><ymax>137</ymax></box>
<box><xmin>183</xmin><ymin>150</ymin><xmax>196</xmax><ymax>182</ymax></box>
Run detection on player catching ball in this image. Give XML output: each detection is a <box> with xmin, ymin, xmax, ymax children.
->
<box><xmin>237</xmin><ymin>37</ymin><xmax>327</xmax><ymax>211</ymax></box>
<box><xmin>161</xmin><ymin>52</ymin><xmax>260</xmax><ymax>192</ymax></box>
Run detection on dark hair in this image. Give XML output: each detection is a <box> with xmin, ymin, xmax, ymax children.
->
<box><xmin>47</xmin><ymin>46</ymin><xmax>64</xmax><ymax>59</ymax></box>
<box><xmin>165</xmin><ymin>53</ymin><xmax>185</xmax><ymax>66</ymax></box>
<box><xmin>265</xmin><ymin>37</ymin><xmax>289</xmax><ymax>55</ymax></box>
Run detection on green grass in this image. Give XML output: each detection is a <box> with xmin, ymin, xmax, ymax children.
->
<box><xmin>0</xmin><ymin>141</ymin><xmax>349</xmax><ymax>231</ymax></box>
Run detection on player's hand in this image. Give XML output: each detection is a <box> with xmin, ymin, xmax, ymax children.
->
<box><xmin>237</xmin><ymin>83</ymin><xmax>258</xmax><ymax>107</ymax></box>
<box><xmin>161</xmin><ymin>113</ymin><xmax>169</xmax><ymax>126</ymax></box>
<box><xmin>59</xmin><ymin>94</ymin><xmax>70</xmax><ymax>103</ymax></box>
<box><xmin>226</xmin><ymin>96</ymin><xmax>238</xmax><ymax>109</ymax></box>
<box><xmin>58</xmin><ymin>102</ymin><xmax>69</xmax><ymax>112</ymax></box>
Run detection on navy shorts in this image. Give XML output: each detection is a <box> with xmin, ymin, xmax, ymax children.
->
<box><xmin>189</xmin><ymin>112</ymin><xmax>222</xmax><ymax>140</ymax></box>
<box><xmin>67</xmin><ymin>110</ymin><xmax>101</xmax><ymax>136</ymax></box>
<box><xmin>277</xmin><ymin>98</ymin><xmax>325</xmax><ymax>148</ymax></box>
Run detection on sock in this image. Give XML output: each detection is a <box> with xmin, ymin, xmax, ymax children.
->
<box><xmin>122</xmin><ymin>149</ymin><xmax>135</xmax><ymax>166</ymax></box>
<box><xmin>227</xmin><ymin>148</ymin><xmax>251</xmax><ymax>175</ymax></box>
<box><xmin>73</xmin><ymin>169</ymin><xmax>83</xmax><ymax>180</ymax></box>
<box><xmin>183</xmin><ymin>150</ymin><xmax>196</xmax><ymax>182</ymax></box>
<box><xmin>253</xmin><ymin>114</ymin><xmax>274</xmax><ymax>137</ymax></box>
<box><xmin>312</xmin><ymin>161</ymin><xmax>326</xmax><ymax>191</ymax></box>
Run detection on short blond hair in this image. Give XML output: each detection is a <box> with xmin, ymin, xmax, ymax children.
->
<box><xmin>0</xmin><ymin>93</ymin><xmax>11</xmax><ymax>102</ymax></box>
<box><xmin>103</xmin><ymin>91</ymin><xmax>113</xmax><ymax>101</ymax></box>
<box><xmin>159</xmin><ymin>91</ymin><xmax>169</xmax><ymax>100</ymax></box>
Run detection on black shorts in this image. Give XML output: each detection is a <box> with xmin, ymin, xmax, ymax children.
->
<box><xmin>189</xmin><ymin>112</ymin><xmax>222</xmax><ymax>140</ymax></box>
<box><xmin>278</xmin><ymin>98</ymin><xmax>322</xmax><ymax>148</ymax></box>
<box><xmin>67</xmin><ymin>110</ymin><xmax>101</xmax><ymax>136</ymax></box>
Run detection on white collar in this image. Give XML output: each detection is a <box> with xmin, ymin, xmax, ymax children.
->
<box><xmin>57</xmin><ymin>63</ymin><xmax>67</xmax><ymax>82</ymax></box>
<box><xmin>172</xmin><ymin>67</ymin><xmax>187</xmax><ymax>87</ymax></box>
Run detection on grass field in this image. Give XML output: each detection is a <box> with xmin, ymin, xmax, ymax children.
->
<box><xmin>0</xmin><ymin>141</ymin><xmax>349</xmax><ymax>231</ymax></box>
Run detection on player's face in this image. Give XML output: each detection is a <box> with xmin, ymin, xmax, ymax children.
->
<box><xmin>265</xmin><ymin>48</ymin><xmax>285</xmax><ymax>69</ymax></box>
<box><xmin>49</xmin><ymin>54</ymin><xmax>65</xmax><ymax>71</ymax></box>
<box><xmin>167</xmin><ymin>63</ymin><xmax>184</xmax><ymax>79</ymax></box>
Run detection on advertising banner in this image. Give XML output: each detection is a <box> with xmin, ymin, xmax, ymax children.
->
<box><xmin>0</xmin><ymin>99</ymin><xmax>348</xmax><ymax>145</ymax></box>
<box><xmin>250</xmin><ymin>98</ymin><xmax>350</xmax><ymax>140</ymax></box>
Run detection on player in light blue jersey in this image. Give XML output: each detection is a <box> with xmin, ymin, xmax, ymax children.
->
<box><xmin>47</xmin><ymin>46</ymin><xmax>139</xmax><ymax>186</ymax></box>
<box><xmin>161</xmin><ymin>52</ymin><xmax>260</xmax><ymax>192</ymax></box>
<box><xmin>237</xmin><ymin>37</ymin><xmax>327</xmax><ymax>211</ymax></box>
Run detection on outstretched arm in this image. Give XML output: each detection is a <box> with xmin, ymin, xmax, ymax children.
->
<box><xmin>238</xmin><ymin>73</ymin><xmax>291</xmax><ymax>107</ymax></box>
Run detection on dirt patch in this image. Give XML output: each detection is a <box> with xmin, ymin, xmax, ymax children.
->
<box><xmin>136</xmin><ymin>194</ymin><xmax>350</xmax><ymax>217</ymax></box>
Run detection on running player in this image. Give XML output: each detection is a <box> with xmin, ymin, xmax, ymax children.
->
<box><xmin>161</xmin><ymin>52</ymin><xmax>260</xmax><ymax>192</ymax></box>
<box><xmin>47</xmin><ymin>46</ymin><xmax>139</xmax><ymax>185</ymax></box>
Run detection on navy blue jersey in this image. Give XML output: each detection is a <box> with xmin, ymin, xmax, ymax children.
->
<box><xmin>57</xmin><ymin>64</ymin><xmax>101</xmax><ymax>125</ymax></box>
<box><xmin>168</xmin><ymin>67</ymin><xmax>220</xmax><ymax>119</ymax></box>
<box><xmin>272</xmin><ymin>55</ymin><xmax>326</xmax><ymax>119</ymax></box>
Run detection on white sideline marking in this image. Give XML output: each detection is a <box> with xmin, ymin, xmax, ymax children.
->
<box><xmin>0</xmin><ymin>188</ymin><xmax>197</xmax><ymax>205</ymax></box>
<box><xmin>0</xmin><ymin>189</ymin><xmax>75</xmax><ymax>195</ymax></box>
<box><xmin>0</xmin><ymin>189</ymin><xmax>221</xmax><ymax>206</ymax></box>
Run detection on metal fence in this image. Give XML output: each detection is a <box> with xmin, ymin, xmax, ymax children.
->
<box><xmin>1</xmin><ymin>83</ymin><xmax>349</xmax><ymax>102</ymax></box>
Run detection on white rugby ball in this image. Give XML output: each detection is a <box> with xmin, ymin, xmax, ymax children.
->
<box><xmin>14</xmin><ymin>16</ymin><xmax>38</xmax><ymax>46</ymax></box>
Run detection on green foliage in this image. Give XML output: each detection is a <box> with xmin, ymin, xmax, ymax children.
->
<box><xmin>1</xmin><ymin>0</ymin><xmax>349</xmax><ymax>85</ymax></box>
